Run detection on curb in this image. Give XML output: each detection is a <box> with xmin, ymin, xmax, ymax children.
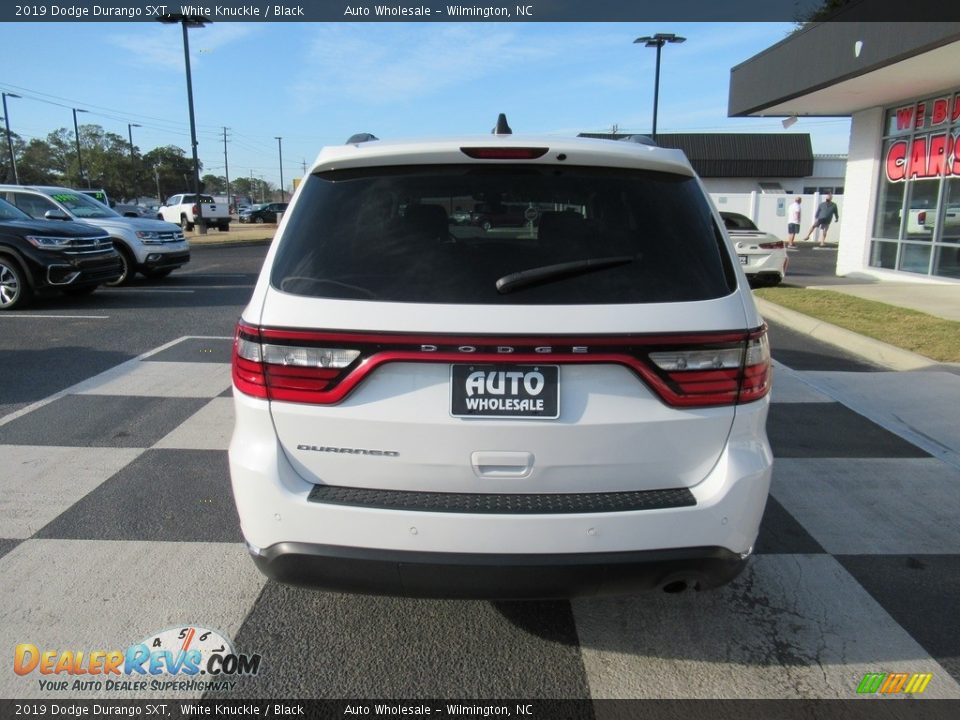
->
<box><xmin>754</xmin><ymin>297</ymin><xmax>939</xmax><ymax>371</ymax></box>
<box><xmin>188</xmin><ymin>236</ymin><xmax>273</xmax><ymax>247</ymax></box>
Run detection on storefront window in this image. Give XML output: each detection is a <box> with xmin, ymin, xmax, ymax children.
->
<box><xmin>899</xmin><ymin>244</ymin><xmax>931</xmax><ymax>274</ymax></box>
<box><xmin>941</xmin><ymin>176</ymin><xmax>960</xmax><ymax>243</ymax></box>
<box><xmin>870</xmin><ymin>241</ymin><xmax>898</xmax><ymax>269</ymax></box>
<box><xmin>873</xmin><ymin>89</ymin><xmax>960</xmax><ymax>278</ymax></box>
<box><xmin>934</xmin><ymin>246</ymin><xmax>960</xmax><ymax>278</ymax></box>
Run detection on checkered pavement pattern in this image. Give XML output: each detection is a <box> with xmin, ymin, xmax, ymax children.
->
<box><xmin>1</xmin><ymin>337</ymin><xmax>959</xmax><ymax>700</ymax></box>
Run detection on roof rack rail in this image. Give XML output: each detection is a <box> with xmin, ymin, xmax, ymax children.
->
<box><xmin>620</xmin><ymin>134</ymin><xmax>658</xmax><ymax>147</ymax></box>
<box><xmin>346</xmin><ymin>133</ymin><xmax>379</xmax><ymax>144</ymax></box>
<box><xmin>492</xmin><ymin>113</ymin><xmax>512</xmax><ymax>135</ymax></box>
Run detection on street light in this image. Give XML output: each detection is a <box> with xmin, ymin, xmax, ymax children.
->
<box><xmin>158</xmin><ymin>12</ymin><xmax>210</xmax><ymax>234</ymax></box>
<box><xmin>2</xmin><ymin>92</ymin><xmax>21</xmax><ymax>184</ymax></box>
<box><xmin>275</xmin><ymin>136</ymin><xmax>284</xmax><ymax>202</ymax></box>
<box><xmin>72</xmin><ymin>108</ymin><xmax>89</xmax><ymax>187</ymax></box>
<box><xmin>128</xmin><ymin>123</ymin><xmax>141</xmax><ymax>203</ymax></box>
<box><xmin>633</xmin><ymin>32</ymin><xmax>686</xmax><ymax>142</ymax></box>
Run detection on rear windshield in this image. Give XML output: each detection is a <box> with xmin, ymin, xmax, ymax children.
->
<box><xmin>270</xmin><ymin>164</ymin><xmax>734</xmax><ymax>304</ymax></box>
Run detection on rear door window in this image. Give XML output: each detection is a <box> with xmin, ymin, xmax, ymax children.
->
<box><xmin>271</xmin><ymin>164</ymin><xmax>735</xmax><ymax>304</ymax></box>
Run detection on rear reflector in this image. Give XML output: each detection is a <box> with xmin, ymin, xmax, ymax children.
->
<box><xmin>460</xmin><ymin>147</ymin><xmax>549</xmax><ymax>160</ymax></box>
<box><xmin>758</xmin><ymin>240</ymin><xmax>785</xmax><ymax>249</ymax></box>
<box><xmin>232</xmin><ymin>323</ymin><xmax>772</xmax><ymax>408</ymax></box>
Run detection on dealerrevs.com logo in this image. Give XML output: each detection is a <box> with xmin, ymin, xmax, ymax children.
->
<box><xmin>14</xmin><ymin>626</ymin><xmax>262</xmax><ymax>693</ymax></box>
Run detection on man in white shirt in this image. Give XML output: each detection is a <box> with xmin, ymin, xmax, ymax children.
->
<box><xmin>787</xmin><ymin>196</ymin><xmax>802</xmax><ymax>249</ymax></box>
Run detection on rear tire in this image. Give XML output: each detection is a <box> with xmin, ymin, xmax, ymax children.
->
<box><xmin>181</xmin><ymin>215</ymin><xmax>194</xmax><ymax>232</ymax></box>
<box><xmin>104</xmin><ymin>246</ymin><xmax>136</xmax><ymax>286</ymax></box>
<box><xmin>0</xmin><ymin>256</ymin><xmax>30</xmax><ymax>310</ymax></box>
<box><xmin>218</xmin><ymin>222</ymin><xmax>230</xmax><ymax>232</ymax></box>
<box><xmin>255</xmin><ymin>216</ymin><xmax>265</xmax><ymax>224</ymax></box>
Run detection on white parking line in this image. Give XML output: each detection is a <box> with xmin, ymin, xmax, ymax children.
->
<box><xmin>0</xmin><ymin>314</ymin><xmax>110</xmax><ymax>319</ymax></box>
<box><xmin>0</xmin><ymin>335</ymin><xmax>233</xmax><ymax>428</ymax></box>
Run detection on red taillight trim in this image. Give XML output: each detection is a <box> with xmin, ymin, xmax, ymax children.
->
<box><xmin>758</xmin><ymin>240</ymin><xmax>785</xmax><ymax>249</ymax></box>
<box><xmin>231</xmin><ymin>322</ymin><xmax>772</xmax><ymax>409</ymax></box>
<box><xmin>460</xmin><ymin>147</ymin><xmax>549</xmax><ymax>160</ymax></box>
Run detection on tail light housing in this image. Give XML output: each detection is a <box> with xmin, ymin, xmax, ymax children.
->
<box><xmin>758</xmin><ymin>240</ymin><xmax>785</xmax><ymax>249</ymax></box>
<box><xmin>233</xmin><ymin>323</ymin><xmax>771</xmax><ymax>408</ymax></box>
<box><xmin>192</xmin><ymin>204</ymin><xmax>200</xmax><ymax>216</ymax></box>
<box><xmin>918</xmin><ymin>211</ymin><xmax>926</xmax><ymax>225</ymax></box>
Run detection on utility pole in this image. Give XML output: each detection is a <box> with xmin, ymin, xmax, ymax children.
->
<box><xmin>275</xmin><ymin>136</ymin><xmax>284</xmax><ymax>202</ymax></box>
<box><xmin>222</xmin><ymin>126</ymin><xmax>231</xmax><ymax>212</ymax></box>
<box><xmin>128</xmin><ymin>123</ymin><xmax>141</xmax><ymax>202</ymax></box>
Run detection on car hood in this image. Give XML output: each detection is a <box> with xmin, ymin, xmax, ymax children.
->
<box><xmin>79</xmin><ymin>216</ymin><xmax>182</xmax><ymax>233</ymax></box>
<box><xmin>0</xmin><ymin>218</ymin><xmax>106</xmax><ymax>237</ymax></box>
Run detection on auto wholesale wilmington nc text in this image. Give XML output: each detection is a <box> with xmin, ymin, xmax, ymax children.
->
<box><xmin>344</xmin><ymin>5</ymin><xmax>533</xmax><ymax>17</ymax></box>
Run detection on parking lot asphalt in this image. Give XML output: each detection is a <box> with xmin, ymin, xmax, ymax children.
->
<box><xmin>2</xmin><ymin>244</ymin><xmax>959</xmax><ymax>701</ymax></box>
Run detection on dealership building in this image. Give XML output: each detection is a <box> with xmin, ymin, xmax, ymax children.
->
<box><xmin>730</xmin><ymin>21</ymin><xmax>960</xmax><ymax>281</ymax></box>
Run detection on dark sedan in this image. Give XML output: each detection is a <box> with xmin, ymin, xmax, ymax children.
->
<box><xmin>0</xmin><ymin>197</ymin><xmax>123</xmax><ymax>310</ymax></box>
<box><xmin>241</xmin><ymin>202</ymin><xmax>288</xmax><ymax>224</ymax></box>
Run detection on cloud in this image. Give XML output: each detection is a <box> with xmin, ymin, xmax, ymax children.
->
<box><xmin>107</xmin><ymin>23</ymin><xmax>257</xmax><ymax>70</ymax></box>
<box><xmin>287</xmin><ymin>24</ymin><xmax>633</xmax><ymax>112</ymax></box>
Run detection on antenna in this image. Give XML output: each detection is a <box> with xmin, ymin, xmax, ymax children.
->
<box><xmin>492</xmin><ymin>114</ymin><xmax>512</xmax><ymax>135</ymax></box>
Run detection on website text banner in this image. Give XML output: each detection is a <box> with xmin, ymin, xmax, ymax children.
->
<box><xmin>2</xmin><ymin>0</ymin><xmax>960</xmax><ymax>23</ymax></box>
<box><xmin>3</xmin><ymin>700</ymin><xmax>960</xmax><ymax>720</ymax></box>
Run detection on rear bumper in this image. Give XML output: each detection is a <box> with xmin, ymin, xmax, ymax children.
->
<box><xmin>248</xmin><ymin>542</ymin><xmax>749</xmax><ymax>599</ymax></box>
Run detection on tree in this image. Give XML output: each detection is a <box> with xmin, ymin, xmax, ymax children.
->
<box><xmin>142</xmin><ymin>145</ymin><xmax>201</xmax><ymax>202</ymax></box>
<box><xmin>201</xmin><ymin>174</ymin><xmax>227</xmax><ymax>194</ymax></box>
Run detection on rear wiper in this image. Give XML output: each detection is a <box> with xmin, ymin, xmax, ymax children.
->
<box><xmin>496</xmin><ymin>256</ymin><xmax>635</xmax><ymax>295</ymax></box>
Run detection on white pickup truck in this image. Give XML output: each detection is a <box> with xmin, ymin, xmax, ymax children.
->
<box><xmin>157</xmin><ymin>193</ymin><xmax>230</xmax><ymax>232</ymax></box>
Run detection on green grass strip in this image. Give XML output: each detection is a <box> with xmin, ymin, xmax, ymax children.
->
<box><xmin>754</xmin><ymin>287</ymin><xmax>960</xmax><ymax>363</ymax></box>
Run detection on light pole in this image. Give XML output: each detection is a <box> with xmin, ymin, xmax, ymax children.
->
<box><xmin>72</xmin><ymin>107</ymin><xmax>89</xmax><ymax>187</ymax></box>
<box><xmin>158</xmin><ymin>12</ymin><xmax>210</xmax><ymax>234</ymax></box>
<box><xmin>633</xmin><ymin>32</ymin><xmax>686</xmax><ymax>142</ymax></box>
<box><xmin>2</xmin><ymin>92</ymin><xmax>21</xmax><ymax>184</ymax></box>
<box><xmin>275</xmin><ymin>136</ymin><xmax>284</xmax><ymax>202</ymax></box>
<box><xmin>127</xmin><ymin>123</ymin><xmax>141</xmax><ymax>202</ymax></box>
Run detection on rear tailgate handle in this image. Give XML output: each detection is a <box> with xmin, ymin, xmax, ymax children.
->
<box><xmin>471</xmin><ymin>451</ymin><xmax>534</xmax><ymax>478</ymax></box>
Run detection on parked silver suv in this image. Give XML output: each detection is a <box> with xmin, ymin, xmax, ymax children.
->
<box><xmin>229</xmin><ymin>123</ymin><xmax>773</xmax><ymax>599</ymax></box>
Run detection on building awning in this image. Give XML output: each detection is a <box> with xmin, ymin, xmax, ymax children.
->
<box><xmin>729</xmin><ymin>20</ymin><xmax>960</xmax><ymax>118</ymax></box>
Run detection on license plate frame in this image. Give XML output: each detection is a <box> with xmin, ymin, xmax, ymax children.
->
<box><xmin>450</xmin><ymin>364</ymin><xmax>559</xmax><ymax>419</ymax></box>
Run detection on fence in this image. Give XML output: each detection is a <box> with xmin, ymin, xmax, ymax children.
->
<box><xmin>710</xmin><ymin>192</ymin><xmax>844</xmax><ymax>241</ymax></box>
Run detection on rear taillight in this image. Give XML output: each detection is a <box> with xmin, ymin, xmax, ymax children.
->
<box><xmin>647</xmin><ymin>328</ymin><xmax>770</xmax><ymax>406</ymax></box>
<box><xmin>758</xmin><ymin>240</ymin><xmax>785</xmax><ymax>249</ymax></box>
<box><xmin>232</xmin><ymin>323</ymin><xmax>361</xmax><ymax>403</ymax></box>
<box><xmin>192</xmin><ymin>204</ymin><xmax>200</xmax><ymax>216</ymax></box>
<box><xmin>231</xmin><ymin>323</ymin><xmax>772</xmax><ymax>408</ymax></box>
<box><xmin>918</xmin><ymin>211</ymin><xmax>927</xmax><ymax>225</ymax></box>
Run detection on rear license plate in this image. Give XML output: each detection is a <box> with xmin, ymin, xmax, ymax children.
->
<box><xmin>450</xmin><ymin>364</ymin><xmax>559</xmax><ymax>419</ymax></box>
<box><xmin>739</xmin><ymin>255</ymin><xmax>748</xmax><ymax>265</ymax></box>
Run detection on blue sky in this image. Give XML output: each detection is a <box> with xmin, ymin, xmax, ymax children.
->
<box><xmin>0</xmin><ymin>21</ymin><xmax>852</xmax><ymax>193</ymax></box>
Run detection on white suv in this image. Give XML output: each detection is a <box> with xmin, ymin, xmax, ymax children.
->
<box><xmin>229</xmin><ymin>124</ymin><xmax>773</xmax><ymax>599</ymax></box>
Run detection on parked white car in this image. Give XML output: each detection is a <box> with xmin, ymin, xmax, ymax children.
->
<box><xmin>721</xmin><ymin>211</ymin><xmax>788</xmax><ymax>286</ymax></box>
<box><xmin>228</xmin><ymin>123</ymin><xmax>773</xmax><ymax>599</ymax></box>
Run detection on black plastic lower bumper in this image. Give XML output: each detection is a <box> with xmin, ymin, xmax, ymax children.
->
<box><xmin>249</xmin><ymin>542</ymin><xmax>748</xmax><ymax>599</ymax></box>
<box><xmin>141</xmin><ymin>250</ymin><xmax>190</xmax><ymax>270</ymax></box>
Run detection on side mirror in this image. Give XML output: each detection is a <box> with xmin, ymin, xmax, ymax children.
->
<box><xmin>44</xmin><ymin>209</ymin><xmax>71</xmax><ymax>221</ymax></box>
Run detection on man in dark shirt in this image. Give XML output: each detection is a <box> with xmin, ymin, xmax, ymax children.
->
<box><xmin>804</xmin><ymin>193</ymin><xmax>840</xmax><ymax>248</ymax></box>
